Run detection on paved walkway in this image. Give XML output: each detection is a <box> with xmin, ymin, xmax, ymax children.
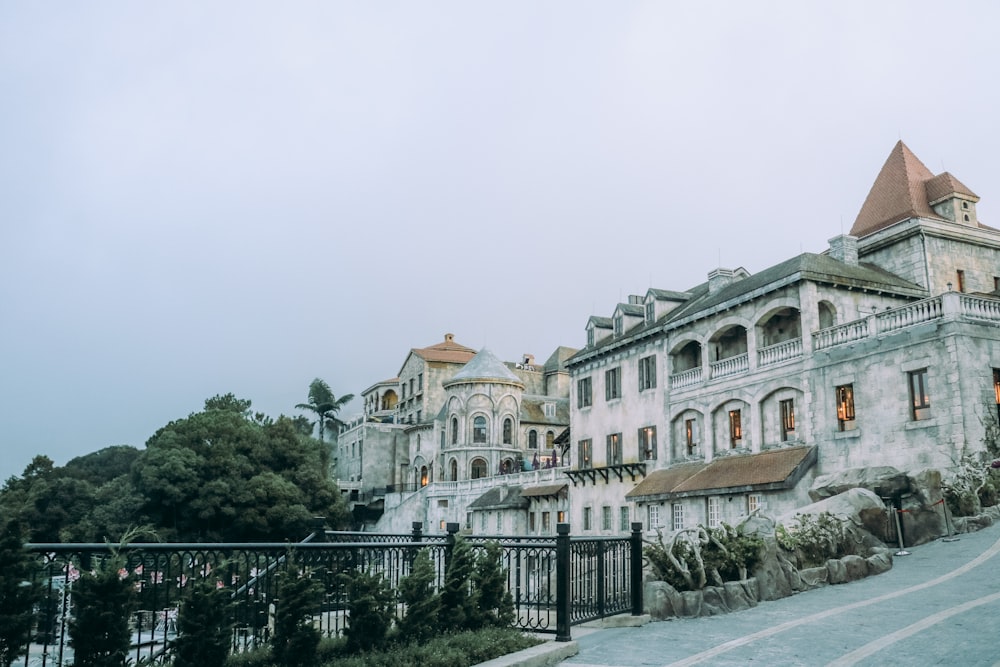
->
<box><xmin>562</xmin><ymin>522</ymin><xmax>1000</xmax><ymax>666</ymax></box>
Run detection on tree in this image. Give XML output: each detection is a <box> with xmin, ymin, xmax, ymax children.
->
<box><xmin>0</xmin><ymin>519</ymin><xmax>39</xmax><ymax>667</ymax></box>
<box><xmin>295</xmin><ymin>378</ymin><xmax>354</xmax><ymax>444</ymax></box>
<box><xmin>272</xmin><ymin>566</ymin><xmax>323</xmax><ymax>667</ymax></box>
<box><xmin>397</xmin><ymin>549</ymin><xmax>441</xmax><ymax>643</ymax></box>
<box><xmin>172</xmin><ymin>577</ymin><xmax>233</xmax><ymax>667</ymax></box>
<box><xmin>342</xmin><ymin>569</ymin><xmax>395</xmax><ymax>653</ymax></box>
<box><xmin>471</xmin><ymin>541</ymin><xmax>515</xmax><ymax>629</ymax></box>
<box><xmin>68</xmin><ymin>554</ymin><xmax>136</xmax><ymax>667</ymax></box>
<box><xmin>440</xmin><ymin>536</ymin><xmax>477</xmax><ymax>632</ymax></box>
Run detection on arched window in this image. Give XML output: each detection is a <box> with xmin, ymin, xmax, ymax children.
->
<box><xmin>450</xmin><ymin>458</ymin><xmax>458</xmax><ymax>481</ymax></box>
<box><xmin>420</xmin><ymin>466</ymin><xmax>429</xmax><ymax>487</ymax></box>
<box><xmin>473</xmin><ymin>416</ymin><xmax>488</xmax><ymax>443</ymax></box>
<box><xmin>451</xmin><ymin>416</ymin><xmax>458</xmax><ymax>444</ymax></box>
<box><xmin>470</xmin><ymin>458</ymin><xmax>488</xmax><ymax>479</ymax></box>
<box><xmin>502</xmin><ymin>417</ymin><xmax>513</xmax><ymax>444</ymax></box>
<box><xmin>528</xmin><ymin>430</ymin><xmax>538</xmax><ymax>449</ymax></box>
<box><xmin>546</xmin><ymin>431</ymin><xmax>554</xmax><ymax>448</ymax></box>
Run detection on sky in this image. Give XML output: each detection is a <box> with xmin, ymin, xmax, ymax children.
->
<box><xmin>2</xmin><ymin>2</ymin><xmax>999</xmax><ymax>481</ymax></box>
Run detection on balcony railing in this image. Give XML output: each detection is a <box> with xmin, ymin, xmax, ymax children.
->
<box><xmin>812</xmin><ymin>318</ymin><xmax>869</xmax><ymax>351</ymax></box>
<box><xmin>669</xmin><ymin>366</ymin><xmax>702</xmax><ymax>389</ymax></box>
<box><xmin>709</xmin><ymin>352</ymin><xmax>748</xmax><ymax>379</ymax></box>
<box><xmin>875</xmin><ymin>296</ymin><xmax>943</xmax><ymax>335</ymax></box>
<box><xmin>757</xmin><ymin>337</ymin><xmax>802</xmax><ymax>367</ymax></box>
<box><xmin>961</xmin><ymin>294</ymin><xmax>1000</xmax><ymax>322</ymax></box>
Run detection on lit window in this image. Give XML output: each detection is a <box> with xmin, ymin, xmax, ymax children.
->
<box><xmin>780</xmin><ymin>399</ymin><xmax>795</xmax><ymax>441</ymax></box>
<box><xmin>994</xmin><ymin>369</ymin><xmax>1000</xmax><ymax>421</ymax></box>
<box><xmin>685</xmin><ymin>418</ymin><xmax>697</xmax><ymax>455</ymax></box>
<box><xmin>605</xmin><ymin>367</ymin><xmax>621</xmax><ymax>401</ymax></box>
<box><xmin>729</xmin><ymin>409</ymin><xmax>742</xmax><ymax>447</ymax></box>
<box><xmin>557</xmin><ymin>510</ymin><xmax>566</xmax><ymax>523</ymax></box>
<box><xmin>577</xmin><ymin>377</ymin><xmax>592</xmax><ymax>408</ymax></box>
<box><xmin>836</xmin><ymin>384</ymin><xmax>856</xmax><ymax>431</ymax></box>
<box><xmin>638</xmin><ymin>355</ymin><xmax>657</xmax><ymax>391</ymax></box>
<box><xmin>909</xmin><ymin>369</ymin><xmax>930</xmax><ymax>421</ymax></box>
<box><xmin>546</xmin><ymin>431</ymin><xmax>554</xmax><ymax>448</ymax></box>
<box><xmin>957</xmin><ymin>269</ymin><xmax>966</xmax><ymax>293</ymax></box>
<box><xmin>639</xmin><ymin>426</ymin><xmax>657</xmax><ymax>460</ymax></box>
<box><xmin>578</xmin><ymin>439</ymin><xmax>592</xmax><ymax>468</ymax></box>
<box><xmin>606</xmin><ymin>433</ymin><xmax>622</xmax><ymax>465</ymax></box>
<box><xmin>747</xmin><ymin>493</ymin><xmax>763</xmax><ymax>515</ymax></box>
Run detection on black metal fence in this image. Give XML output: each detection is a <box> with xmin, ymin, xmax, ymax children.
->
<box><xmin>16</xmin><ymin>522</ymin><xmax>643</xmax><ymax>666</ymax></box>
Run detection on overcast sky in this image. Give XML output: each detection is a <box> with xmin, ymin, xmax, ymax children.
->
<box><xmin>2</xmin><ymin>2</ymin><xmax>998</xmax><ymax>481</ymax></box>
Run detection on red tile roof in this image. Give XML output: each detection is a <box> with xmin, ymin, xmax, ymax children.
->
<box><xmin>411</xmin><ymin>333</ymin><xmax>477</xmax><ymax>364</ymax></box>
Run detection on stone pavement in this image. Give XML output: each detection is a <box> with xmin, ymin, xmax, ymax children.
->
<box><xmin>560</xmin><ymin>522</ymin><xmax>1000</xmax><ymax>667</ymax></box>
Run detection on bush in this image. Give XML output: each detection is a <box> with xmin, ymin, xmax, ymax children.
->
<box><xmin>777</xmin><ymin>512</ymin><xmax>847</xmax><ymax>567</ymax></box>
<box><xmin>397</xmin><ymin>549</ymin><xmax>440</xmax><ymax>643</ymax></box>
<box><xmin>439</xmin><ymin>537</ymin><xmax>476</xmax><ymax>631</ymax></box>
<box><xmin>271</xmin><ymin>566</ymin><xmax>323</xmax><ymax>667</ymax></box>
<box><xmin>470</xmin><ymin>542</ymin><xmax>514</xmax><ymax>629</ymax></box>
<box><xmin>342</xmin><ymin>568</ymin><xmax>395</xmax><ymax>653</ymax></box>
<box><xmin>68</xmin><ymin>557</ymin><xmax>136</xmax><ymax>667</ymax></box>
<box><xmin>173</xmin><ymin>577</ymin><xmax>233</xmax><ymax>667</ymax></box>
<box><xmin>644</xmin><ymin>523</ymin><xmax>763</xmax><ymax>591</ymax></box>
<box><xmin>0</xmin><ymin>519</ymin><xmax>39</xmax><ymax>667</ymax></box>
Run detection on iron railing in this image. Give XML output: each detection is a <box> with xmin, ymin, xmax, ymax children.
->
<box><xmin>15</xmin><ymin>522</ymin><xmax>643</xmax><ymax>666</ymax></box>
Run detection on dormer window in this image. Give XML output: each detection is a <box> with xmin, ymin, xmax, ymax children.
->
<box><xmin>587</xmin><ymin>328</ymin><xmax>595</xmax><ymax>347</ymax></box>
<box><xmin>645</xmin><ymin>301</ymin><xmax>654</xmax><ymax>323</ymax></box>
<box><xmin>544</xmin><ymin>402</ymin><xmax>555</xmax><ymax>418</ymax></box>
<box><xmin>614</xmin><ymin>316</ymin><xmax>623</xmax><ymax>337</ymax></box>
<box><xmin>963</xmin><ymin>201</ymin><xmax>970</xmax><ymax>210</ymax></box>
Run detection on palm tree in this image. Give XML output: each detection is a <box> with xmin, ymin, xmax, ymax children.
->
<box><xmin>296</xmin><ymin>378</ymin><xmax>355</xmax><ymax>443</ymax></box>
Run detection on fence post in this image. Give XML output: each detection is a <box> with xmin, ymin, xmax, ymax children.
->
<box><xmin>596</xmin><ymin>539</ymin><xmax>606</xmax><ymax>619</ymax></box>
<box><xmin>556</xmin><ymin>522</ymin><xmax>571</xmax><ymax>642</ymax></box>
<box><xmin>411</xmin><ymin>522</ymin><xmax>423</xmax><ymax>543</ymax></box>
<box><xmin>445</xmin><ymin>522</ymin><xmax>460</xmax><ymax>570</ymax></box>
<box><xmin>311</xmin><ymin>516</ymin><xmax>327</xmax><ymax>542</ymax></box>
<box><xmin>630</xmin><ymin>522</ymin><xmax>643</xmax><ymax>616</ymax></box>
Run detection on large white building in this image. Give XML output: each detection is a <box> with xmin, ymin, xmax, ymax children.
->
<box><xmin>337</xmin><ymin>142</ymin><xmax>1000</xmax><ymax>539</ymax></box>
<box><xmin>566</xmin><ymin>141</ymin><xmax>1000</xmax><ymax>535</ymax></box>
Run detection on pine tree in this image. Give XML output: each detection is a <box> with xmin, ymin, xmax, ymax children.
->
<box><xmin>172</xmin><ymin>577</ymin><xmax>232</xmax><ymax>667</ymax></box>
<box><xmin>439</xmin><ymin>536</ymin><xmax>477</xmax><ymax>631</ymax></box>
<box><xmin>342</xmin><ymin>569</ymin><xmax>395</xmax><ymax>653</ymax></box>
<box><xmin>0</xmin><ymin>519</ymin><xmax>39</xmax><ymax>667</ymax></box>
<box><xmin>471</xmin><ymin>541</ymin><xmax>515</xmax><ymax>629</ymax></box>
<box><xmin>68</xmin><ymin>557</ymin><xmax>135</xmax><ymax>667</ymax></box>
<box><xmin>271</xmin><ymin>567</ymin><xmax>323</xmax><ymax>667</ymax></box>
<box><xmin>397</xmin><ymin>549</ymin><xmax>441</xmax><ymax>642</ymax></box>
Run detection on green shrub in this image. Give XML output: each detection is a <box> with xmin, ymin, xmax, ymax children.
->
<box><xmin>271</xmin><ymin>566</ymin><xmax>323</xmax><ymax>667</ymax></box>
<box><xmin>68</xmin><ymin>557</ymin><xmax>136</xmax><ymax>667</ymax></box>
<box><xmin>440</xmin><ymin>537</ymin><xmax>476</xmax><ymax>632</ymax></box>
<box><xmin>0</xmin><ymin>519</ymin><xmax>39</xmax><ymax>667</ymax></box>
<box><xmin>397</xmin><ymin>549</ymin><xmax>440</xmax><ymax>643</ymax></box>
<box><xmin>470</xmin><ymin>541</ymin><xmax>514</xmax><ymax>629</ymax></box>
<box><xmin>342</xmin><ymin>568</ymin><xmax>395</xmax><ymax>653</ymax></box>
<box><xmin>645</xmin><ymin>523</ymin><xmax>763</xmax><ymax>591</ymax></box>
<box><xmin>777</xmin><ymin>512</ymin><xmax>846</xmax><ymax>567</ymax></box>
<box><xmin>172</xmin><ymin>577</ymin><xmax>233</xmax><ymax>667</ymax></box>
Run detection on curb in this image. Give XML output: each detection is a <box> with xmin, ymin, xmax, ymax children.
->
<box><xmin>475</xmin><ymin>639</ymin><xmax>579</xmax><ymax>667</ymax></box>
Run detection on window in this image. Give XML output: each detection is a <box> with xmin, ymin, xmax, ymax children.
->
<box><xmin>496</xmin><ymin>512</ymin><xmax>502</xmax><ymax>533</ymax></box>
<box><xmin>502</xmin><ymin>418</ymin><xmax>513</xmax><ymax>444</ymax></box>
<box><xmin>473</xmin><ymin>416</ymin><xmax>488</xmax><ymax>443</ymax></box>
<box><xmin>587</xmin><ymin>328</ymin><xmax>595</xmax><ymax>347</ymax></box>
<box><xmin>606</xmin><ymin>433</ymin><xmax>622</xmax><ymax>465</ymax></box>
<box><xmin>685</xmin><ymin>419</ymin><xmax>697</xmax><ymax>455</ymax></box>
<box><xmin>909</xmin><ymin>368</ymin><xmax>930</xmax><ymax>420</ymax></box>
<box><xmin>529</xmin><ymin>512</ymin><xmax>537</xmax><ymax>532</ymax></box>
<box><xmin>672</xmin><ymin>503</ymin><xmax>684</xmax><ymax>531</ymax></box>
<box><xmin>836</xmin><ymin>384</ymin><xmax>856</xmax><ymax>431</ymax></box>
<box><xmin>528</xmin><ymin>430</ymin><xmax>538</xmax><ymax>449</ymax></box>
<box><xmin>451</xmin><ymin>416</ymin><xmax>458</xmax><ymax>444</ymax></box>
<box><xmin>401</xmin><ymin>383</ymin><xmax>406</xmax><ymax>400</ymax></box>
<box><xmin>645</xmin><ymin>301</ymin><xmax>655</xmax><ymax>323</ymax></box>
<box><xmin>450</xmin><ymin>459</ymin><xmax>458</xmax><ymax>481</ymax></box>
<box><xmin>546</xmin><ymin>431</ymin><xmax>555</xmax><ymax>448</ymax></box>
<box><xmin>409</xmin><ymin>378</ymin><xmax>414</xmax><ymax>396</ymax></box>
<box><xmin>578</xmin><ymin>439</ymin><xmax>592</xmax><ymax>468</ymax></box>
<box><xmin>544</xmin><ymin>402</ymin><xmax>556</xmax><ymax>418</ymax></box>
<box><xmin>470</xmin><ymin>458</ymin><xmax>488</xmax><ymax>479</ymax></box>
<box><xmin>417</xmin><ymin>373</ymin><xmax>423</xmax><ymax>391</ymax></box>
<box><xmin>994</xmin><ymin>369</ymin><xmax>1000</xmax><ymax>421</ymax></box>
<box><xmin>957</xmin><ymin>269</ymin><xmax>966</xmax><ymax>292</ymax></box>
<box><xmin>420</xmin><ymin>466</ymin><xmax>428</xmax><ymax>486</ymax></box>
<box><xmin>480</xmin><ymin>512</ymin><xmax>487</xmax><ymax>531</ymax></box>
<box><xmin>648</xmin><ymin>504</ymin><xmax>660</xmax><ymax>528</ymax></box>
<box><xmin>583</xmin><ymin>507</ymin><xmax>593</xmax><ymax>531</ymax></box>
<box><xmin>557</xmin><ymin>510</ymin><xmax>566</xmax><ymax>523</ymax></box>
<box><xmin>780</xmin><ymin>399</ymin><xmax>795</xmax><ymax>441</ymax></box>
<box><xmin>416</xmin><ymin>410</ymin><xmax>421</xmax><ymax>422</ymax></box>
<box><xmin>707</xmin><ymin>497</ymin><xmax>721</xmax><ymax>528</ymax></box>
<box><xmin>639</xmin><ymin>426</ymin><xmax>657</xmax><ymax>460</ymax></box>
<box><xmin>747</xmin><ymin>493</ymin><xmax>763</xmax><ymax>515</ymax></box>
<box><xmin>605</xmin><ymin>367</ymin><xmax>621</xmax><ymax>401</ymax></box>
<box><xmin>602</xmin><ymin>506</ymin><xmax>612</xmax><ymax>531</ymax></box>
<box><xmin>728</xmin><ymin>409</ymin><xmax>742</xmax><ymax>447</ymax></box>
<box><xmin>638</xmin><ymin>355</ymin><xmax>657</xmax><ymax>391</ymax></box>
<box><xmin>620</xmin><ymin>506</ymin><xmax>630</xmax><ymax>531</ymax></box>
<box><xmin>542</xmin><ymin>511</ymin><xmax>551</xmax><ymax>532</ymax></box>
<box><xmin>578</xmin><ymin>377</ymin><xmax>593</xmax><ymax>408</ymax></box>
<box><xmin>614</xmin><ymin>316</ymin><xmax>623</xmax><ymax>336</ymax></box>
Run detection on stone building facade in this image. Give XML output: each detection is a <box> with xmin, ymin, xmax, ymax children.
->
<box><xmin>566</xmin><ymin>141</ymin><xmax>1000</xmax><ymax>536</ymax></box>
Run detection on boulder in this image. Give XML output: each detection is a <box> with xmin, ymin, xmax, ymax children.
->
<box><xmin>826</xmin><ymin>558</ymin><xmax>847</xmax><ymax>585</ymax></box>
<box><xmin>778</xmin><ymin>487</ymin><xmax>887</xmax><ymax>539</ymax></box>
<box><xmin>809</xmin><ymin>466</ymin><xmax>910</xmax><ymax>501</ymax></box>
<box><xmin>701</xmin><ymin>586</ymin><xmax>730</xmax><ymax>615</ymax></box>
<box><xmin>644</xmin><ymin>581</ymin><xmax>680</xmax><ymax>620</ymax></box>
<box><xmin>799</xmin><ymin>566</ymin><xmax>829</xmax><ymax>589</ymax></box>
<box><xmin>677</xmin><ymin>590</ymin><xmax>703</xmax><ymax>617</ymax></box>
<box><xmin>722</xmin><ymin>580</ymin><xmax>756</xmax><ymax>611</ymax></box>
<box><xmin>841</xmin><ymin>554</ymin><xmax>869</xmax><ymax>581</ymax></box>
<box><xmin>866</xmin><ymin>552</ymin><xmax>893</xmax><ymax>575</ymax></box>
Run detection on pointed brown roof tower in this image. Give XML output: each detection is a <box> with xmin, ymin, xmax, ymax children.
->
<box><xmin>850</xmin><ymin>141</ymin><xmax>980</xmax><ymax>237</ymax></box>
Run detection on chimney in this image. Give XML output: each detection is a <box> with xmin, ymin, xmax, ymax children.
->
<box><xmin>444</xmin><ymin>333</ymin><xmax>454</xmax><ymax>343</ymax></box>
<box><xmin>522</xmin><ymin>354</ymin><xmax>535</xmax><ymax>366</ymax></box>
<box><xmin>708</xmin><ymin>268</ymin><xmax>735</xmax><ymax>295</ymax></box>
<box><xmin>828</xmin><ymin>235</ymin><xmax>859</xmax><ymax>266</ymax></box>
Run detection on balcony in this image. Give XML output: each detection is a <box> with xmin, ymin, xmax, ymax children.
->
<box><xmin>757</xmin><ymin>338</ymin><xmax>802</xmax><ymax>367</ymax></box>
<box><xmin>709</xmin><ymin>353</ymin><xmax>748</xmax><ymax>379</ymax></box>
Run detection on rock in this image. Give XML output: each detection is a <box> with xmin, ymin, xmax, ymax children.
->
<box><xmin>826</xmin><ymin>558</ymin><xmax>847</xmax><ymax>585</ymax></box>
<box><xmin>778</xmin><ymin>487</ymin><xmax>886</xmax><ymax>527</ymax></box>
<box><xmin>799</xmin><ymin>566</ymin><xmax>829</xmax><ymax>589</ymax></box>
<box><xmin>841</xmin><ymin>554</ymin><xmax>869</xmax><ymax>581</ymax></box>
<box><xmin>644</xmin><ymin>581</ymin><xmax>679</xmax><ymax>619</ymax></box>
<box><xmin>751</xmin><ymin>534</ymin><xmax>795</xmax><ymax>601</ymax></box>
<box><xmin>677</xmin><ymin>590</ymin><xmax>703</xmax><ymax>617</ymax></box>
<box><xmin>702</xmin><ymin>586</ymin><xmax>730</xmax><ymax>616</ymax></box>
<box><xmin>809</xmin><ymin>466</ymin><xmax>909</xmax><ymax>501</ymax></box>
<box><xmin>866</xmin><ymin>552</ymin><xmax>893</xmax><ymax>575</ymax></box>
<box><xmin>740</xmin><ymin>577</ymin><xmax>760</xmax><ymax>606</ymax></box>
<box><xmin>723</xmin><ymin>580</ymin><xmax>754</xmax><ymax>611</ymax></box>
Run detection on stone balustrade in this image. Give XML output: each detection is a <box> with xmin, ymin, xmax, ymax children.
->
<box><xmin>757</xmin><ymin>338</ymin><xmax>803</xmax><ymax>367</ymax></box>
